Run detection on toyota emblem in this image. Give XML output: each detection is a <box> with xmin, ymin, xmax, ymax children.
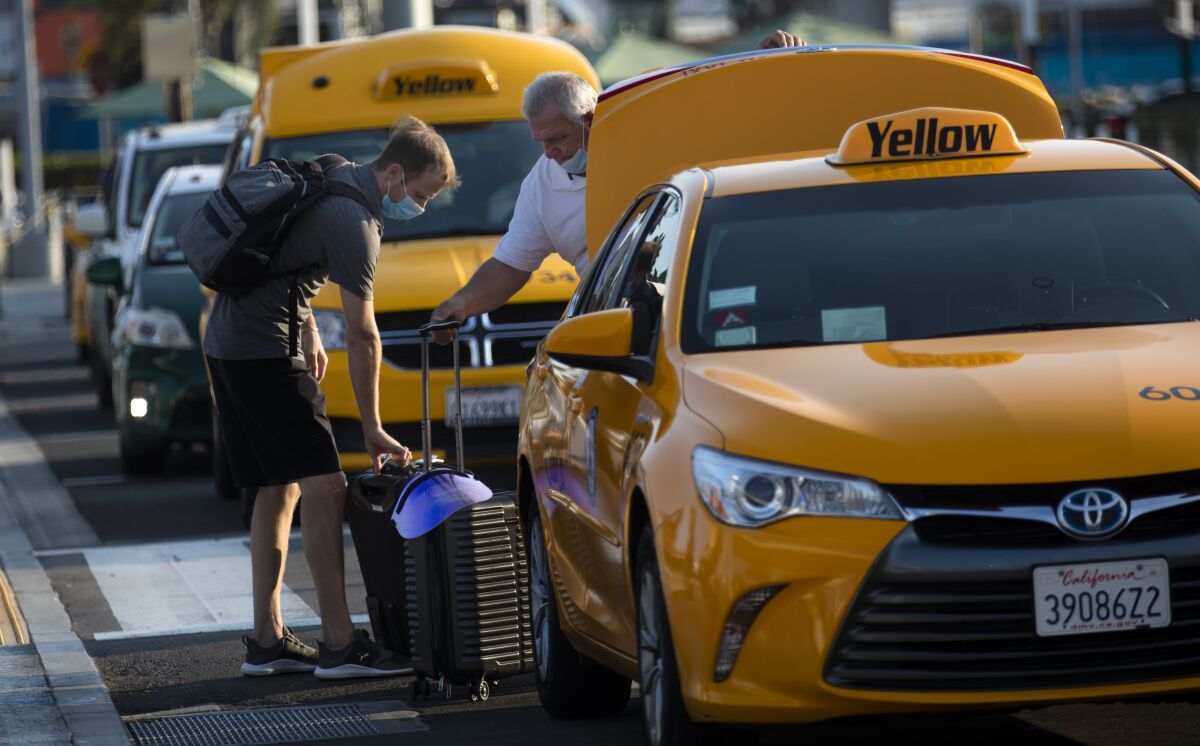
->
<box><xmin>1055</xmin><ymin>488</ymin><xmax>1130</xmax><ymax>540</ymax></box>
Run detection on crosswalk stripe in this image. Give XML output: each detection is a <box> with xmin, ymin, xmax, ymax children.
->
<box><xmin>80</xmin><ymin>537</ymin><xmax>317</xmax><ymax>638</ymax></box>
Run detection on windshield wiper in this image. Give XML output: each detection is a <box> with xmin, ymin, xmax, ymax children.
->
<box><xmin>920</xmin><ymin>318</ymin><xmax>1198</xmax><ymax>340</ymax></box>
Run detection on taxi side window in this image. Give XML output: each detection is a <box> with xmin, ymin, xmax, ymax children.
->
<box><xmin>578</xmin><ymin>193</ymin><xmax>658</xmax><ymax>316</ymax></box>
<box><xmin>612</xmin><ymin>192</ymin><xmax>681</xmax><ymax>311</ymax></box>
<box><xmin>610</xmin><ymin>193</ymin><xmax>682</xmax><ymax>355</ymax></box>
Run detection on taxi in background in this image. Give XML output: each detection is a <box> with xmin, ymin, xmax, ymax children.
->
<box><xmin>517</xmin><ymin>45</ymin><xmax>1200</xmax><ymax>744</ymax></box>
<box><xmin>211</xmin><ymin>27</ymin><xmax>596</xmax><ymax>483</ymax></box>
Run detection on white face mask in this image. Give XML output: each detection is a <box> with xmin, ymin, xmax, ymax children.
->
<box><xmin>559</xmin><ymin>124</ymin><xmax>588</xmax><ymax>176</ymax></box>
<box><xmin>382</xmin><ymin>171</ymin><xmax>424</xmax><ymax>221</ymax></box>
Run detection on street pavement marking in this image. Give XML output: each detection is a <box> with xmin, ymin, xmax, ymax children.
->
<box><xmin>34</xmin><ymin>430</ymin><xmax>118</xmax><ymax>445</ymax></box>
<box><xmin>35</xmin><ymin>531</ymin><xmax>368</xmax><ymax>641</ymax></box>
<box><xmin>59</xmin><ymin>474</ymin><xmax>127</xmax><ymax>488</ymax></box>
<box><xmin>74</xmin><ymin>536</ymin><xmax>317</xmax><ymax>640</ymax></box>
<box><xmin>93</xmin><ymin>614</ymin><xmax>372</xmax><ymax>641</ymax></box>
<box><xmin>0</xmin><ymin>366</ymin><xmax>90</xmax><ymax>385</ymax></box>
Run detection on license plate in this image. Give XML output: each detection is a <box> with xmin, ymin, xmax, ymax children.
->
<box><xmin>1033</xmin><ymin>558</ymin><xmax>1171</xmax><ymax>637</ymax></box>
<box><xmin>444</xmin><ymin>385</ymin><xmax>522</xmax><ymax>427</ymax></box>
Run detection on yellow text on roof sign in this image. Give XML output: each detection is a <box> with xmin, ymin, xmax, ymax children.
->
<box><xmin>828</xmin><ymin>107</ymin><xmax>1028</xmax><ymax>166</ymax></box>
<box><xmin>374</xmin><ymin>58</ymin><xmax>500</xmax><ymax>100</ymax></box>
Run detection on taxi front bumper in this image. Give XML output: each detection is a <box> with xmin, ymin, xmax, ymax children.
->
<box><xmin>657</xmin><ymin>508</ymin><xmax>1200</xmax><ymax>724</ymax></box>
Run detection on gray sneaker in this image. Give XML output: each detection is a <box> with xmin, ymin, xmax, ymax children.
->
<box><xmin>314</xmin><ymin>629</ymin><xmax>411</xmax><ymax>680</ymax></box>
<box><xmin>241</xmin><ymin>627</ymin><xmax>318</xmax><ymax>676</ymax></box>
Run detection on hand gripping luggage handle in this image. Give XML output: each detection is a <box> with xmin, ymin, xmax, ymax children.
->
<box><xmin>417</xmin><ymin>320</ymin><xmax>463</xmax><ymax>474</ymax></box>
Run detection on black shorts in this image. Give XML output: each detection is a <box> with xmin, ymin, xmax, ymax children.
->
<box><xmin>206</xmin><ymin>356</ymin><xmax>342</xmax><ymax>489</ymax></box>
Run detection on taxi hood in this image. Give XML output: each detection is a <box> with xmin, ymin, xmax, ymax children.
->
<box><xmin>587</xmin><ymin>46</ymin><xmax>1063</xmax><ymax>255</ymax></box>
<box><xmin>681</xmin><ymin>323</ymin><xmax>1200</xmax><ymax>486</ymax></box>
<box><xmin>310</xmin><ymin>236</ymin><xmax>577</xmax><ymax>311</ymax></box>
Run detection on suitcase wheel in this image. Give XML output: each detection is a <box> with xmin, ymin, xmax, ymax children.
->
<box><xmin>469</xmin><ymin>678</ymin><xmax>494</xmax><ymax>703</ymax></box>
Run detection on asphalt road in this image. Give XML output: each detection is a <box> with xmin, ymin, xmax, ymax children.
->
<box><xmin>5</xmin><ymin>298</ymin><xmax>1200</xmax><ymax>745</ymax></box>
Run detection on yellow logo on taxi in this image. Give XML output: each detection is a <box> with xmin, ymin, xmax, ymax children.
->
<box><xmin>374</xmin><ymin>58</ymin><xmax>500</xmax><ymax>100</ymax></box>
<box><xmin>828</xmin><ymin>107</ymin><xmax>1027</xmax><ymax>166</ymax></box>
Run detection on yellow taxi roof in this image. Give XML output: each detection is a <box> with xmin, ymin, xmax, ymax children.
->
<box><xmin>257</xmin><ymin>26</ymin><xmax>600</xmax><ymax>137</ymax></box>
<box><xmin>703</xmin><ymin>138</ymin><xmax>1164</xmax><ymax>198</ymax></box>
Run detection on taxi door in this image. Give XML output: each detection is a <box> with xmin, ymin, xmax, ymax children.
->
<box><xmin>557</xmin><ymin>190</ymin><xmax>682</xmax><ymax>652</ymax></box>
<box><xmin>538</xmin><ymin>192</ymin><xmax>658</xmax><ymax>638</ymax></box>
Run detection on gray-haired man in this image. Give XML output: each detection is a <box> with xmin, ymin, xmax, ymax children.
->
<box><xmin>429</xmin><ymin>31</ymin><xmax>802</xmax><ymax>341</ymax></box>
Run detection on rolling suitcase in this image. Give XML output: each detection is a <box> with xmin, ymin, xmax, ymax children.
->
<box><xmin>347</xmin><ymin>320</ymin><xmax>535</xmax><ymax>702</ymax></box>
<box><xmin>346</xmin><ymin>457</ymin><xmax>418</xmax><ymax>655</ymax></box>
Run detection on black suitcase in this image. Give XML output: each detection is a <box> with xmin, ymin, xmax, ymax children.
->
<box><xmin>346</xmin><ymin>460</ymin><xmax>415</xmax><ymax>655</ymax></box>
<box><xmin>347</xmin><ymin>320</ymin><xmax>534</xmax><ymax>702</ymax></box>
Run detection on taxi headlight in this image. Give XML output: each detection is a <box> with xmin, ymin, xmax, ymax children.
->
<box><xmin>124</xmin><ymin>307</ymin><xmax>193</xmax><ymax>349</ymax></box>
<box><xmin>312</xmin><ymin>309</ymin><xmax>347</xmax><ymax>351</ymax></box>
<box><xmin>692</xmin><ymin>446</ymin><xmax>904</xmax><ymax>528</ymax></box>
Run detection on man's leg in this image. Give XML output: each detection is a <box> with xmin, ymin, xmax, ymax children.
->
<box><xmin>250</xmin><ymin>482</ymin><xmax>301</xmax><ymax>647</ymax></box>
<box><xmin>299</xmin><ymin>472</ymin><xmax>354</xmax><ymax>650</ymax></box>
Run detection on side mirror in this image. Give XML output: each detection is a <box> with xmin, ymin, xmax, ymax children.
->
<box><xmin>545</xmin><ymin>308</ymin><xmax>651</xmax><ymax>380</ymax></box>
<box><xmin>86</xmin><ymin>255</ymin><xmax>123</xmax><ymax>288</ymax></box>
<box><xmin>75</xmin><ymin>202</ymin><xmax>108</xmax><ymax>238</ymax></box>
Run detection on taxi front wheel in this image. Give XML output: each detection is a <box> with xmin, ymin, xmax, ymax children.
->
<box><xmin>528</xmin><ymin>507</ymin><xmax>631</xmax><ymax>718</ymax></box>
<box><xmin>636</xmin><ymin>526</ymin><xmax>722</xmax><ymax>746</ymax></box>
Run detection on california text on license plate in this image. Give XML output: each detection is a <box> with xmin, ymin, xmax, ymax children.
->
<box><xmin>444</xmin><ymin>385</ymin><xmax>522</xmax><ymax>427</ymax></box>
<box><xmin>1032</xmin><ymin>558</ymin><xmax>1170</xmax><ymax>637</ymax></box>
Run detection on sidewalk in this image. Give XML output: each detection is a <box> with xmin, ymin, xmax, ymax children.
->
<box><xmin>0</xmin><ymin>278</ymin><xmax>129</xmax><ymax>746</ymax></box>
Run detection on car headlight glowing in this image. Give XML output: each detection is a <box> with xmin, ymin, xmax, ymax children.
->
<box><xmin>124</xmin><ymin>307</ymin><xmax>193</xmax><ymax>349</ymax></box>
<box><xmin>692</xmin><ymin>446</ymin><xmax>904</xmax><ymax>527</ymax></box>
<box><xmin>312</xmin><ymin>308</ymin><xmax>347</xmax><ymax>351</ymax></box>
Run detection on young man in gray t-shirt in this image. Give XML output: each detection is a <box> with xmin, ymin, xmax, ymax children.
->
<box><xmin>205</xmin><ymin>116</ymin><xmax>458</xmax><ymax>679</ymax></box>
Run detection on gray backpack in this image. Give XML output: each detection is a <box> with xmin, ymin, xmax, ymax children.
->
<box><xmin>179</xmin><ymin>155</ymin><xmax>377</xmax><ymax>354</ymax></box>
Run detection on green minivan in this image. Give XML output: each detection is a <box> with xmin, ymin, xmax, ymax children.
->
<box><xmin>89</xmin><ymin>165</ymin><xmax>219</xmax><ymax>473</ymax></box>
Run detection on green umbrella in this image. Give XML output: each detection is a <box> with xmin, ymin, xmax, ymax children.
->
<box><xmin>84</xmin><ymin>58</ymin><xmax>258</xmax><ymax>120</ymax></box>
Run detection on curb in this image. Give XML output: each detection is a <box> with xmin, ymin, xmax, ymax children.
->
<box><xmin>0</xmin><ymin>567</ymin><xmax>29</xmax><ymax>645</ymax></box>
<box><xmin>0</xmin><ymin>389</ymin><xmax>130</xmax><ymax>745</ymax></box>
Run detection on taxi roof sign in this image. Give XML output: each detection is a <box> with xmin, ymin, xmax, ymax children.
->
<box><xmin>373</xmin><ymin>57</ymin><xmax>499</xmax><ymax>100</ymax></box>
<box><xmin>827</xmin><ymin>107</ymin><xmax>1027</xmax><ymax>166</ymax></box>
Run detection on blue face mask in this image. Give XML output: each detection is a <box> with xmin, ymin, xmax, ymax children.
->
<box><xmin>559</xmin><ymin>125</ymin><xmax>588</xmax><ymax>176</ymax></box>
<box><xmin>382</xmin><ymin>171</ymin><xmax>424</xmax><ymax>221</ymax></box>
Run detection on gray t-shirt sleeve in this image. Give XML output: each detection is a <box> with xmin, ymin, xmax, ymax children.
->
<box><xmin>321</xmin><ymin>203</ymin><xmax>379</xmax><ymax>300</ymax></box>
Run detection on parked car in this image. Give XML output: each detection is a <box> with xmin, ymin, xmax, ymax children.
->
<box><xmin>75</xmin><ymin>119</ymin><xmax>235</xmax><ymax>408</ymax></box>
<box><xmin>519</xmin><ymin>45</ymin><xmax>1200</xmax><ymax>744</ymax></box>
<box><xmin>88</xmin><ymin>166</ymin><xmax>218</xmax><ymax>474</ymax></box>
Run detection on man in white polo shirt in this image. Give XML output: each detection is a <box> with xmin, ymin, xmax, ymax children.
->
<box><xmin>429</xmin><ymin>71</ymin><xmax>590</xmax><ymax>341</ymax></box>
<box><xmin>430</xmin><ymin>30</ymin><xmax>802</xmax><ymax>341</ymax></box>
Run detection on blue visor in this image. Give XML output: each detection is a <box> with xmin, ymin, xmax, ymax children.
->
<box><xmin>391</xmin><ymin>469</ymin><xmax>494</xmax><ymax>539</ymax></box>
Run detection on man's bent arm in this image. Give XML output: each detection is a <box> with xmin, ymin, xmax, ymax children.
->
<box><xmin>432</xmin><ymin>257</ymin><xmax>531</xmax><ymax>325</ymax></box>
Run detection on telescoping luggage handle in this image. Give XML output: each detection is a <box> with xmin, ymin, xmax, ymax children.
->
<box><xmin>418</xmin><ymin>320</ymin><xmax>463</xmax><ymax>474</ymax></box>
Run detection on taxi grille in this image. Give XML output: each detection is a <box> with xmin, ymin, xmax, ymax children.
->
<box><xmin>887</xmin><ymin>469</ymin><xmax>1200</xmax><ymax>510</ymax></box>
<box><xmin>375</xmin><ymin>302</ymin><xmax>565</xmax><ymax>370</ymax></box>
<box><xmin>825</xmin><ymin>564</ymin><xmax>1200</xmax><ymax>691</ymax></box>
<box><xmin>914</xmin><ymin>500</ymin><xmax>1200</xmax><ymax>547</ymax></box>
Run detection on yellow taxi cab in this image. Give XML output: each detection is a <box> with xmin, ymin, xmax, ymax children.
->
<box><xmin>212</xmin><ymin>27</ymin><xmax>597</xmax><ymax>475</ymax></box>
<box><xmin>517</xmin><ymin>45</ymin><xmax>1200</xmax><ymax>743</ymax></box>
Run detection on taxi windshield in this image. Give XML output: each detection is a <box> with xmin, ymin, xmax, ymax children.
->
<box><xmin>129</xmin><ymin>144</ymin><xmax>229</xmax><ymax>228</ymax></box>
<box><xmin>264</xmin><ymin>121</ymin><xmax>542</xmax><ymax>242</ymax></box>
<box><xmin>682</xmin><ymin>169</ymin><xmax>1200</xmax><ymax>353</ymax></box>
<box><xmin>147</xmin><ymin>191</ymin><xmax>208</xmax><ymax>266</ymax></box>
